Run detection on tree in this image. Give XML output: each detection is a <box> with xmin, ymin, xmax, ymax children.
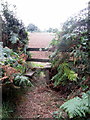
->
<box><xmin>47</xmin><ymin>28</ymin><xmax>58</xmax><ymax>33</ymax></box>
<box><xmin>0</xmin><ymin>15</ymin><xmax>2</xmax><ymax>42</ymax></box>
<box><xmin>52</xmin><ymin>28</ymin><xmax>58</xmax><ymax>33</ymax></box>
<box><xmin>1</xmin><ymin>1</ymin><xmax>28</xmax><ymax>52</ymax></box>
<box><xmin>47</xmin><ymin>28</ymin><xmax>53</xmax><ymax>33</ymax></box>
<box><xmin>27</xmin><ymin>23</ymin><xmax>40</xmax><ymax>32</ymax></box>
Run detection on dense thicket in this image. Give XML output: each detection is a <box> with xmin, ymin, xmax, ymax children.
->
<box><xmin>0</xmin><ymin>2</ymin><xmax>32</xmax><ymax>118</ymax></box>
<box><xmin>50</xmin><ymin>5</ymin><xmax>90</xmax><ymax>119</ymax></box>
<box><xmin>0</xmin><ymin>2</ymin><xmax>31</xmax><ymax>88</ymax></box>
<box><xmin>1</xmin><ymin>2</ymin><xmax>28</xmax><ymax>53</ymax></box>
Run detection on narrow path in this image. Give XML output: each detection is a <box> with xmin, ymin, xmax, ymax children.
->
<box><xmin>15</xmin><ymin>33</ymin><xmax>65</xmax><ymax>118</ymax></box>
<box><xmin>15</xmin><ymin>70</ymin><xmax>65</xmax><ymax>118</ymax></box>
<box><xmin>28</xmin><ymin>32</ymin><xmax>55</xmax><ymax>48</ymax></box>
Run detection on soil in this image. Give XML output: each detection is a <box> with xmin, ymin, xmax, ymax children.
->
<box><xmin>15</xmin><ymin>70</ymin><xmax>65</xmax><ymax>118</ymax></box>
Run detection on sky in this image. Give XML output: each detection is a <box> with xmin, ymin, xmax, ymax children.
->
<box><xmin>3</xmin><ymin>0</ymin><xmax>90</xmax><ymax>30</ymax></box>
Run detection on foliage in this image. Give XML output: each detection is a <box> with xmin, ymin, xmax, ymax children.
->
<box><xmin>1</xmin><ymin>46</ymin><xmax>28</xmax><ymax>71</ymax></box>
<box><xmin>56</xmin><ymin>7</ymin><xmax>89</xmax><ymax>79</ymax></box>
<box><xmin>0</xmin><ymin>1</ymin><xmax>33</xmax><ymax>119</ymax></box>
<box><xmin>2</xmin><ymin>102</ymin><xmax>14</xmax><ymax>118</ymax></box>
<box><xmin>0</xmin><ymin>2</ymin><xmax>32</xmax><ymax>87</ymax></box>
<box><xmin>1</xmin><ymin>1</ymin><xmax>28</xmax><ymax>53</ymax></box>
<box><xmin>60</xmin><ymin>91</ymin><xmax>90</xmax><ymax>119</ymax></box>
<box><xmin>27</xmin><ymin>23</ymin><xmax>40</xmax><ymax>32</ymax></box>
<box><xmin>51</xmin><ymin>62</ymin><xmax>77</xmax><ymax>87</ymax></box>
<box><xmin>50</xmin><ymin>5</ymin><xmax>90</xmax><ymax>119</ymax></box>
<box><xmin>50</xmin><ymin>6</ymin><xmax>89</xmax><ymax>89</ymax></box>
<box><xmin>47</xmin><ymin>27</ymin><xmax>58</xmax><ymax>33</ymax></box>
<box><xmin>49</xmin><ymin>38</ymin><xmax>59</xmax><ymax>46</ymax></box>
<box><xmin>14</xmin><ymin>74</ymin><xmax>32</xmax><ymax>87</ymax></box>
<box><xmin>0</xmin><ymin>44</ymin><xmax>32</xmax><ymax>87</ymax></box>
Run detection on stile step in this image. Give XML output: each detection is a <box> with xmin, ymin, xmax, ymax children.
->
<box><xmin>25</xmin><ymin>71</ymin><xmax>36</xmax><ymax>77</ymax></box>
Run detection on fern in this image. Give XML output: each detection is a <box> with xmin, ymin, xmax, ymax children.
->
<box><xmin>60</xmin><ymin>91</ymin><xmax>90</xmax><ymax>118</ymax></box>
<box><xmin>14</xmin><ymin>75</ymin><xmax>33</xmax><ymax>87</ymax></box>
<box><xmin>52</xmin><ymin>62</ymin><xmax>77</xmax><ymax>87</ymax></box>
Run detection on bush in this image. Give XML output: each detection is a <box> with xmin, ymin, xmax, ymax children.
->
<box><xmin>50</xmin><ymin>5</ymin><xmax>90</xmax><ymax>119</ymax></box>
<box><xmin>51</xmin><ymin>62</ymin><xmax>77</xmax><ymax>87</ymax></box>
<box><xmin>0</xmin><ymin>44</ymin><xmax>32</xmax><ymax>87</ymax></box>
<box><xmin>50</xmin><ymin>6</ymin><xmax>89</xmax><ymax>89</ymax></box>
<box><xmin>1</xmin><ymin>1</ymin><xmax>28</xmax><ymax>53</ymax></box>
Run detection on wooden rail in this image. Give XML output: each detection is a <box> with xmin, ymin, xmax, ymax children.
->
<box><xmin>26</xmin><ymin>48</ymin><xmax>48</xmax><ymax>51</ymax></box>
<box><xmin>27</xmin><ymin>58</ymin><xmax>50</xmax><ymax>62</ymax></box>
<box><xmin>26</xmin><ymin>47</ymin><xmax>50</xmax><ymax>62</ymax></box>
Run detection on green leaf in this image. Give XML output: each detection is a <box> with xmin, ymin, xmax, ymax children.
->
<box><xmin>60</xmin><ymin>92</ymin><xmax>90</xmax><ymax>118</ymax></box>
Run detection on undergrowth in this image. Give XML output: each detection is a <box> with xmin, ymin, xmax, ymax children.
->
<box><xmin>0</xmin><ymin>1</ymin><xmax>32</xmax><ymax>118</ymax></box>
<box><xmin>50</xmin><ymin>4</ymin><xmax>90</xmax><ymax>119</ymax></box>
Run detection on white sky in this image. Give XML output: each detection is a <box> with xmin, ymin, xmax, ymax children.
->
<box><xmin>4</xmin><ymin>0</ymin><xmax>90</xmax><ymax>30</ymax></box>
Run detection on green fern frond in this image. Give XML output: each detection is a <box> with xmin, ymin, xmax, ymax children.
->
<box><xmin>60</xmin><ymin>92</ymin><xmax>90</xmax><ymax>118</ymax></box>
<box><xmin>52</xmin><ymin>62</ymin><xmax>77</xmax><ymax>87</ymax></box>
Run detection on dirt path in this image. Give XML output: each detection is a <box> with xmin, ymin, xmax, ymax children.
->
<box><xmin>15</xmin><ymin>33</ymin><xmax>65</xmax><ymax>118</ymax></box>
<box><xmin>28</xmin><ymin>32</ymin><xmax>55</xmax><ymax>48</ymax></box>
<box><xmin>15</xmin><ymin>70</ymin><xmax>65</xmax><ymax>118</ymax></box>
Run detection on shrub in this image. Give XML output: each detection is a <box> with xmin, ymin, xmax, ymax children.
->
<box><xmin>14</xmin><ymin>74</ymin><xmax>32</xmax><ymax>87</ymax></box>
<box><xmin>50</xmin><ymin>5</ymin><xmax>90</xmax><ymax>119</ymax></box>
<box><xmin>0</xmin><ymin>44</ymin><xmax>30</xmax><ymax>87</ymax></box>
<box><xmin>1</xmin><ymin>1</ymin><xmax>28</xmax><ymax>53</ymax></box>
<box><xmin>51</xmin><ymin>62</ymin><xmax>77</xmax><ymax>87</ymax></box>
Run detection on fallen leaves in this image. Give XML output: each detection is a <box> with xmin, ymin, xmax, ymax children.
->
<box><xmin>1</xmin><ymin>65</ymin><xmax>19</xmax><ymax>83</ymax></box>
